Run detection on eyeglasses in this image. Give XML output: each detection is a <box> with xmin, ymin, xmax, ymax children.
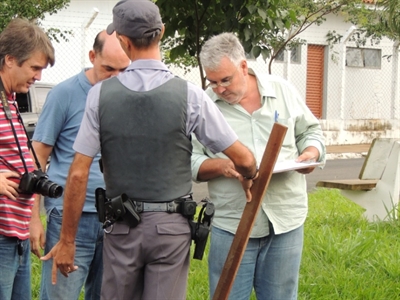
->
<box><xmin>208</xmin><ymin>79</ymin><xmax>233</xmax><ymax>89</ymax></box>
<box><xmin>207</xmin><ymin>68</ymin><xmax>238</xmax><ymax>89</ymax></box>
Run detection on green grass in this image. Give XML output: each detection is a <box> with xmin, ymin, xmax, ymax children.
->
<box><xmin>300</xmin><ymin>189</ymin><xmax>400</xmax><ymax>300</ymax></box>
<box><xmin>31</xmin><ymin>189</ymin><xmax>400</xmax><ymax>299</ymax></box>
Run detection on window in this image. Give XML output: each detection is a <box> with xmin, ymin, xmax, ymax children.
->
<box><xmin>290</xmin><ymin>46</ymin><xmax>301</xmax><ymax>63</ymax></box>
<box><xmin>274</xmin><ymin>45</ymin><xmax>301</xmax><ymax>64</ymax></box>
<box><xmin>275</xmin><ymin>49</ymin><xmax>285</xmax><ymax>62</ymax></box>
<box><xmin>346</xmin><ymin>47</ymin><xmax>381</xmax><ymax>69</ymax></box>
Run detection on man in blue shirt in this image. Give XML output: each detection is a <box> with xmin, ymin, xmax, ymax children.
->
<box><xmin>30</xmin><ymin>30</ymin><xmax>130</xmax><ymax>300</ymax></box>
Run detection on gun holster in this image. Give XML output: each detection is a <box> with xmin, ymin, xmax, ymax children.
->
<box><xmin>189</xmin><ymin>198</ymin><xmax>215</xmax><ymax>260</ymax></box>
<box><xmin>95</xmin><ymin>188</ymin><xmax>141</xmax><ymax>229</ymax></box>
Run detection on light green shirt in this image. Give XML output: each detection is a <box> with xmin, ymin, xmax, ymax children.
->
<box><xmin>191</xmin><ymin>71</ymin><xmax>326</xmax><ymax>236</ymax></box>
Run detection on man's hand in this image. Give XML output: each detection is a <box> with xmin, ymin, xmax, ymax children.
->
<box><xmin>219</xmin><ymin>159</ymin><xmax>258</xmax><ymax>202</ymax></box>
<box><xmin>239</xmin><ymin>172</ymin><xmax>258</xmax><ymax>202</ymax></box>
<box><xmin>197</xmin><ymin>157</ymin><xmax>257</xmax><ymax>202</ymax></box>
<box><xmin>30</xmin><ymin>214</ymin><xmax>46</xmax><ymax>258</ymax></box>
<box><xmin>220</xmin><ymin>159</ymin><xmax>260</xmax><ymax>202</ymax></box>
<box><xmin>0</xmin><ymin>171</ymin><xmax>20</xmax><ymax>200</ymax></box>
<box><xmin>197</xmin><ymin>158</ymin><xmax>243</xmax><ymax>181</ymax></box>
<box><xmin>220</xmin><ymin>159</ymin><xmax>241</xmax><ymax>179</ymax></box>
<box><xmin>40</xmin><ymin>240</ymin><xmax>78</xmax><ymax>285</ymax></box>
<box><xmin>295</xmin><ymin>146</ymin><xmax>320</xmax><ymax>174</ymax></box>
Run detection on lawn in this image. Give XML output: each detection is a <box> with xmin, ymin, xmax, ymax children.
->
<box><xmin>31</xmin><ymin>188</ymin><xmax>400</xmax><ymax>299</ymax></box>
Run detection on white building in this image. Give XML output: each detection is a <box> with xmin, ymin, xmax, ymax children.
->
<box><xmin>40</xmin><ymin>0</ymin><xmax>400</xmax><ymax>145</ymax></box>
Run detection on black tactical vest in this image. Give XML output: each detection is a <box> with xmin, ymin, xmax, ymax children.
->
<box><xmin>98</xmin><ymin>76</ymin><xmax>192</xmax><ymax>201</ymax></box>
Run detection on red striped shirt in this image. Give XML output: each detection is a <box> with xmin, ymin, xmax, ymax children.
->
<box><xmin>0</xmin><ymin>96</ymin><xmax>34</xmax><ymax>240</ymax></box>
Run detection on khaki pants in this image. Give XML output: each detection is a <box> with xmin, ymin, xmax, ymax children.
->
<box><xmin>101</xmin><ymin>211</ymin><xmax>191</xmax><ymax>300</ymax></box>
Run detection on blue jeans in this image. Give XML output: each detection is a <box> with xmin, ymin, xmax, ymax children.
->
<box><xmin>40</xmin><ymin>208</ymin><xmax>104</xmax><ymax>300</ymax></box>
<box><xmin>208</xmin><ymin>223</ymin><xmax>304</xmax><ymax>300</ymax></box>
<box><xmin>0</xmin><ymin>235</ymin><xmax>31</xmax><ymax>300</ymax></box>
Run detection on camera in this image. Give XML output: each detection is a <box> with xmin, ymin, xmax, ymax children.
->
<box><xmin>19</xmin><ymin>169</ymin><xmax>63</xmax><ymax>198</ymax></box>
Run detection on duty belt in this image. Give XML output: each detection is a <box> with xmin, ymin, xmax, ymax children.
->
<box><xmin>134</xmin><ymin>200</ymin><xmax>182</xmax><ymax>213</ymax></box>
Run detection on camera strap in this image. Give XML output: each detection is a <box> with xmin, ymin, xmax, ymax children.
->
<box><xmin>0</xmin><ymin>77</ymin><xmax>43</xmax><ymax>173</ymax></box>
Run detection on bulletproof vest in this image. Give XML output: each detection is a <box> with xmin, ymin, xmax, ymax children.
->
<box><xmin>98</xmin><ymin>76</ymin><xmax>192</xmax><ymax>201</ymax></box>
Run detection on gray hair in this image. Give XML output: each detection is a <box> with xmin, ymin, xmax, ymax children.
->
<box><xmin>200</xmin><ymin>32</ymin><xmax>246</xmax><ymax>71</ymax></box>
<box><xmin>0</xmin><ymin>18</ymin><xmax>55</xmax><ymax>70</ymax></box>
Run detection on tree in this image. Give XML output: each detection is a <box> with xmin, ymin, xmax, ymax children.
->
<box><xmin>338</xmin><ymin>0</ymin><xmax>400</xmax><ymax>50</ymax></box>
<box><xmin>382</xmin><ymin>0</ymin><xmax>400</xmax><ymax>37</ymax></box>
<box><xmin>157</xmin><ymin>0</ymin><xmax>368</xmax><ymax>87</ymax></box>
<box><xmin>263</xmin><ymin>0</ymin><xmax>365</xmax><ymax>73</ymax></box>
<box><xmin>157</xmin><ymin>0</ymin><xmax>294</xmax><ymax>88</ymax></box>
<box><xmin>0</xmin><ymin>0</ymin><xmax>71</xmax><ymax>41</ymax></box>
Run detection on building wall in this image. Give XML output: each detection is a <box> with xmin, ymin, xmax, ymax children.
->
<box><xmin>40</xmin><ymin>1</ymin><xmax>400</xmax><ymax>145</ymax></box>
<box><xmin>266</xmin><ymin>13</ymin><xmax>400</xmax><ymax>144</ymax></box>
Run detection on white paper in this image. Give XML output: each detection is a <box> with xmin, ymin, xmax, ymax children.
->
<box><xmin>273</xmin><ymin>160</ymin><xmax>324</xmax><ymax>174</ymax></box>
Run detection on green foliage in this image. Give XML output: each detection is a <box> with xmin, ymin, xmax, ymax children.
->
<box><xmin>0</xmin><ymin>0</ymin><xmax>70</xmax><ymax>30</ymax></box>
<box><xmin>339</xmin><ymin>0</ymin><xmax>400</xmax><ymax>48</ymax></box>
<box><xmin>0</xmin><ymin>0</ymin><xmax>71</xmax><ymax>42</ymax></box>
<box><xmin>382</xmin><ymin>0</ymin><xmax>400</xmax><ymax>37</ymax></box>
<box><xmin>31</xmin><ymin>188</ymin><xmax>400</xmax><ymax>299</ymax></box>
<box><xmin>186</xmin><ymin>188</ymin><xmax>400</xmax><ymax>299</ymax></box>
<box><xmin>264</xmin><ymin>0</ymin><xmax>359</xmax><ymax>73</ymax></box>
<box><xmin>158</xmin><ymin>0</ymin><xmax>294</xmax><ymax>87</ymax></box>
<box><xmin>157</xmin><ymin>0</ymin><xmax>362</xmax><ymax>86</ymax></box>
<box><xmin>301</xmin><ymin>188</ymin><xmax>400</xmax><ymax>300</ymax></box>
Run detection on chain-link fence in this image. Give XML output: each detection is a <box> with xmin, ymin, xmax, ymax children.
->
<box><xmin>40</xmin><ymin>9</ymin><xmax>400</xmax><ymax>124</ymax></box>
<box><xmin>41</xmin><ymin>9</ymin><xmax>113</xmax><ymax>83</ymax></box>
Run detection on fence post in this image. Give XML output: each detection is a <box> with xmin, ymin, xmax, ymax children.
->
<box><xmin>339</xmin><ymin>25</ymin><xmax>357</xmax><ymax>120</ymax></box>
<box><xmin>81</xmin><ymin>7</ymin><xmax>99</xmax><ymax>69</ymax></box>
<box><xmin>391</xmin><ymin>41</ymin><xmax>400</xmax><ymax>120</ymax></box>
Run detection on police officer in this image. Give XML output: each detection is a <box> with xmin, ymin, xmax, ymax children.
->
<box><xmin>42</xmin><ymin>1</ymin><xmax>258</xmax><ymax>299</ymax></box>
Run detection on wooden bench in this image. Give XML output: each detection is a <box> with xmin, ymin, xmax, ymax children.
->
<box><xmin>316</xmin><ymin>138</ymin><xmax>400</xmax><ymax>221</ymax></box>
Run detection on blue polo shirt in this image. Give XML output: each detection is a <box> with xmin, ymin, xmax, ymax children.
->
<box><xmin>33</xmin><ymin>70</ymin><xmax>104</xmax><ymax>213</ymax></box>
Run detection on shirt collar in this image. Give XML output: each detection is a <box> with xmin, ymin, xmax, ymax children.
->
<box><xmin>79</xmin><ymin>68</ymin><xmax>93</xmax><ymax>93</ymax></box>
<box><xmin>126</xmin><ymin>59</ymin><xmax>171</xmax><ymax>73</ymax></box>
<box><xmin>249</xmin><ymin>68</ymin><xmax>276</xmax><ymax>99</ymax></box>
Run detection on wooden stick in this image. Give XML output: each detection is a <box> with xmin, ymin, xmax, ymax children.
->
<box><xmin>212</xmin><ymin>123</ymin><xmax>288</xmax><ymax>300</ymax></box>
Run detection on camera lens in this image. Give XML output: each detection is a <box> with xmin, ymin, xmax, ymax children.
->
<box><xmin>48</xmin><ymin>184</ymin><xmax>63</xmax><ymax>198</ymax></box>
<box><xmin>36</xmin><ymin>179</ymin><xmax>63</xmax><ymax>198</ymax></box>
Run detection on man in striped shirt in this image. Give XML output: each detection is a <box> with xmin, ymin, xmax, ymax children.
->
<box><xmin>0</xmin><ymin>18</ymin><xmax>55</xmax><ymax>300</ymax></box>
